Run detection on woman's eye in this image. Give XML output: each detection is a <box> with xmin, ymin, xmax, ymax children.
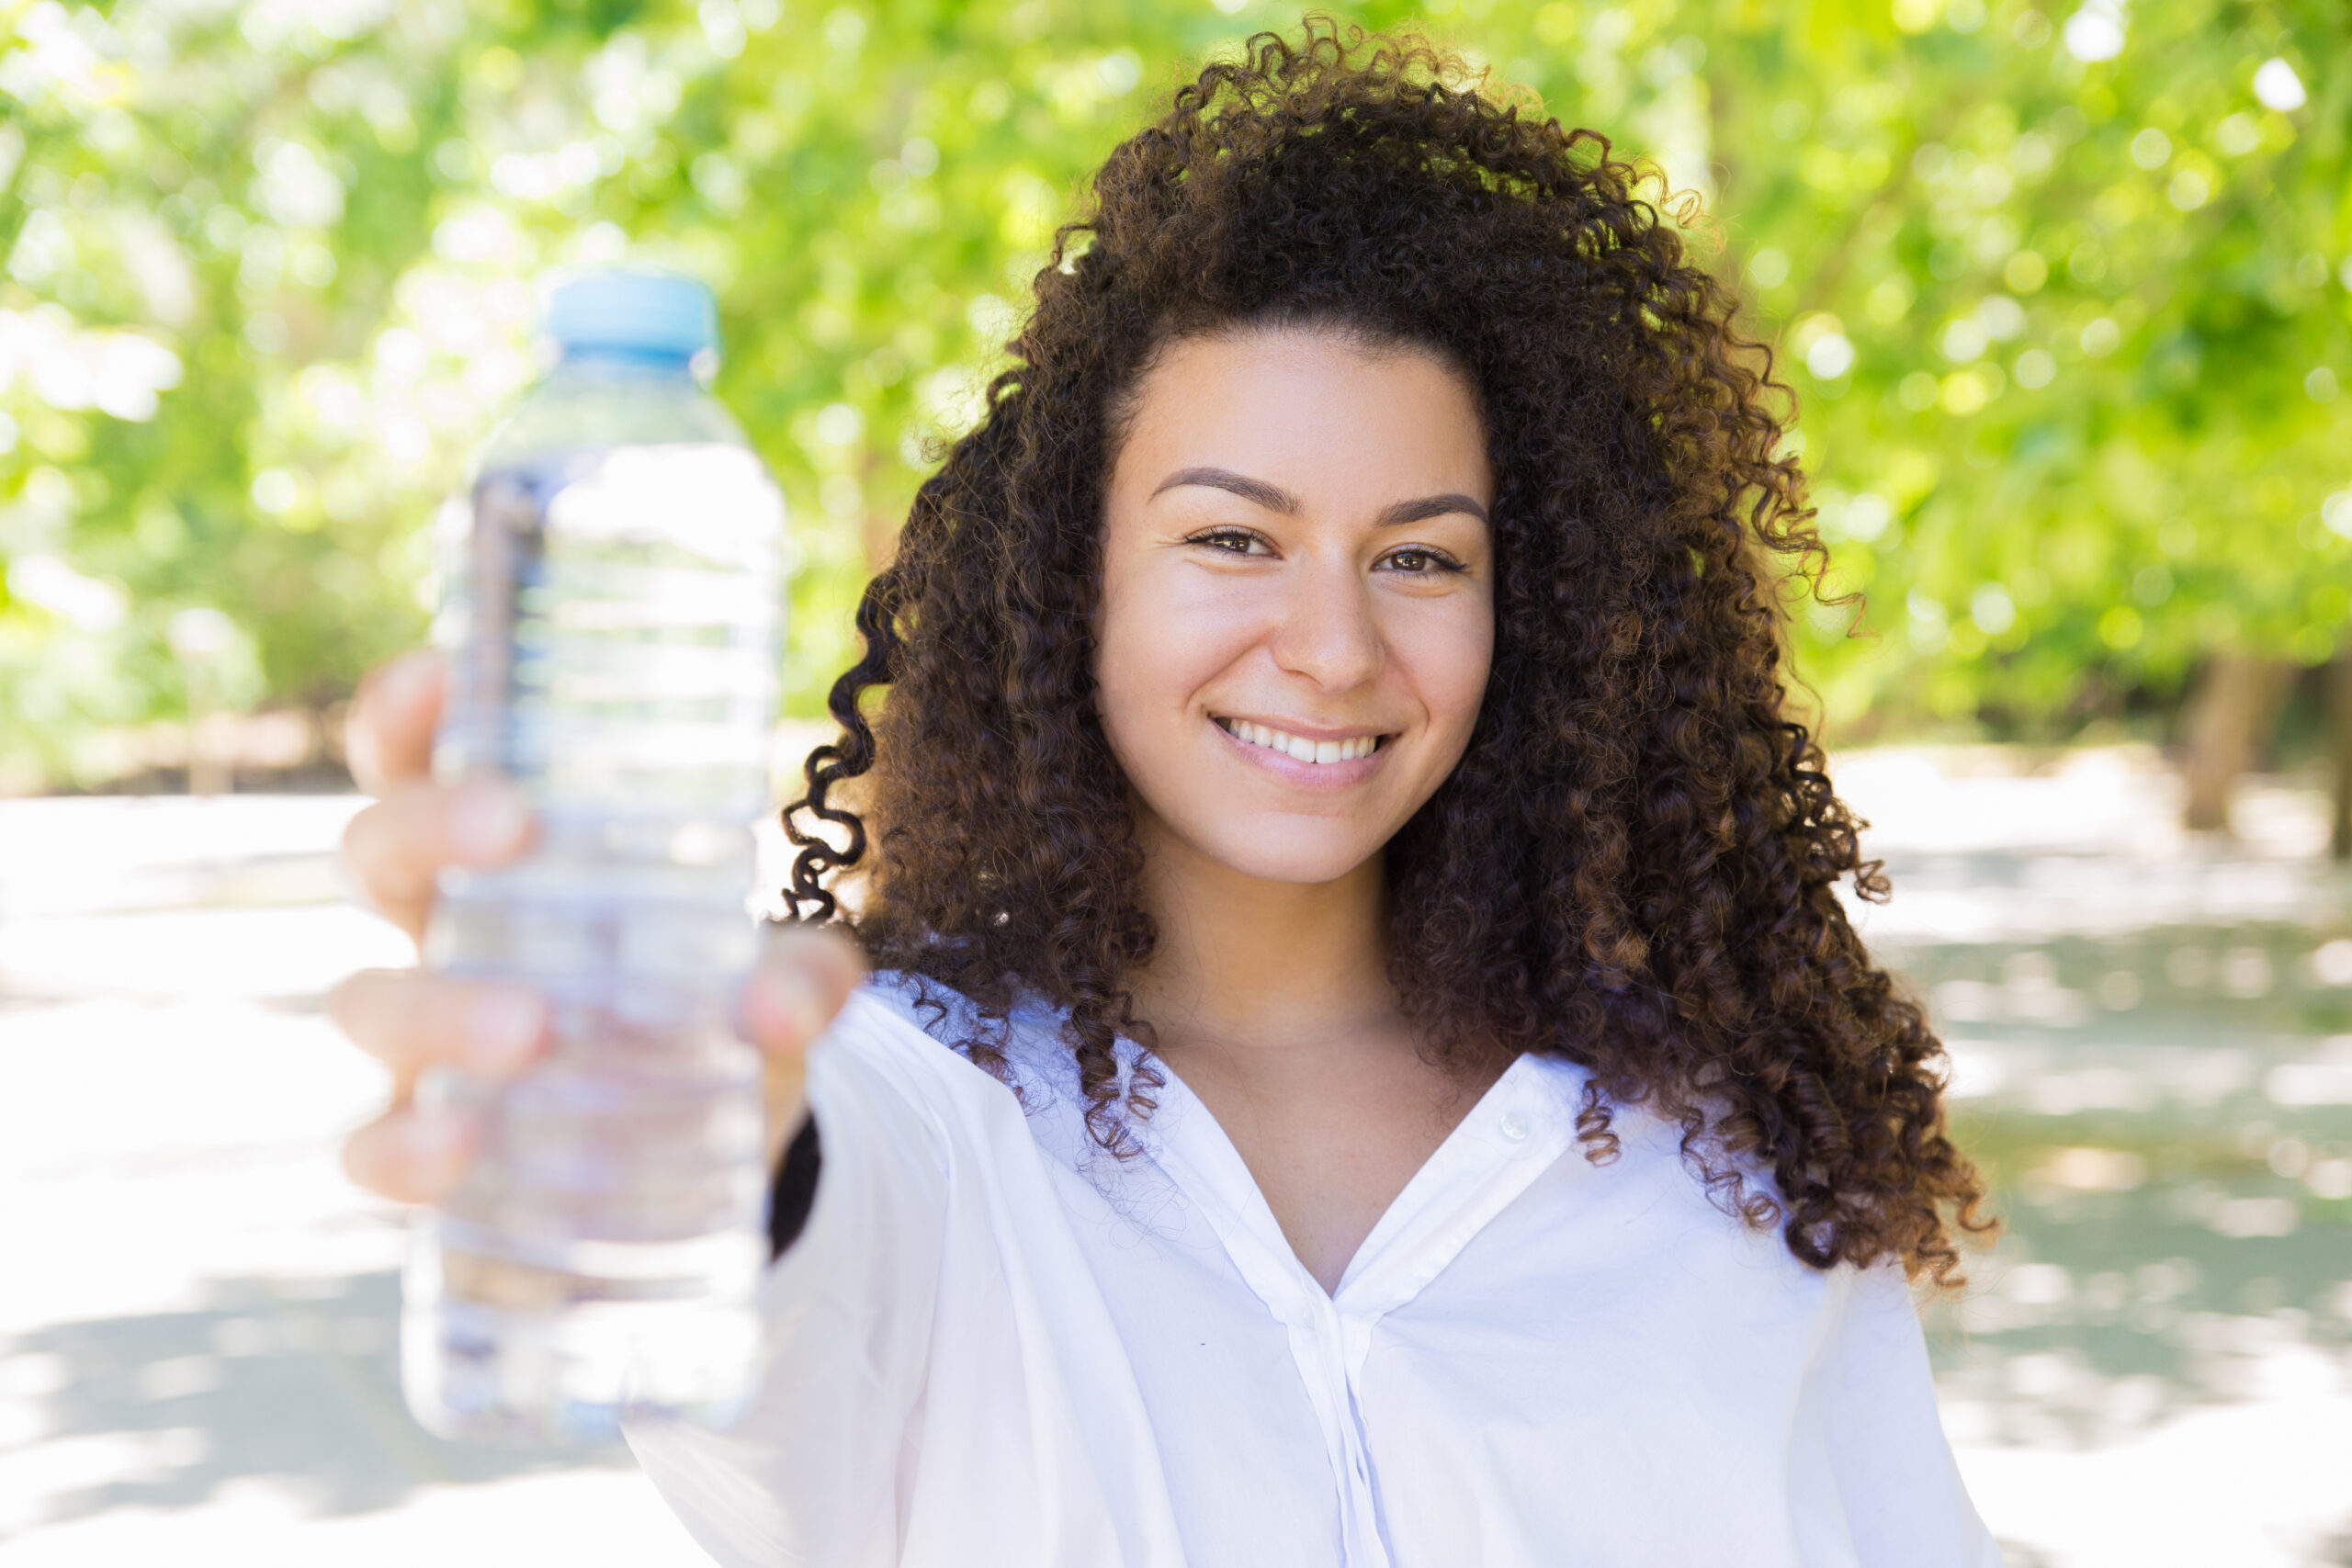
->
<box><xmin>1382</xmin><ymin>547</ymin><xmax>1462</xmax><ymax>574</ymax></box>
<box><xmin>1190</xmin><ymin>529</ymin><xmax>1269</xmax><ymax>556</ymax></box>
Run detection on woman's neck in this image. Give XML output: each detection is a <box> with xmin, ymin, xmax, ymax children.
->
<box><xmin>1126</xmin><ymin>810</ymin><xmax>1398</xmax><ymax>1053</ymax></box>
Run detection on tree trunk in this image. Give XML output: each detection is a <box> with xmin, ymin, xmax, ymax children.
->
<box><xmin>2177</xmin><ymin>653</ymin><xmax>2295</xmax><ymax>833</ymax></box>
<box><xmin>2328</xmin><ymin>653</ymin><xmax>2352</xmax><ymax>863</ymax></box>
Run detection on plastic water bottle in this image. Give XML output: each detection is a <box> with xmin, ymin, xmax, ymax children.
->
<box><xmin>403</xmin><ymin>269</ymin><xmax>785</xmax><ymax>1444</ymax></box>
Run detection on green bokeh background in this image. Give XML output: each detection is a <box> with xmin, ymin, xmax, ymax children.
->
<box><xmin>1</xmin><ymin>0</ymin><xmax>2346</xmax><ymax>787</ymax></box>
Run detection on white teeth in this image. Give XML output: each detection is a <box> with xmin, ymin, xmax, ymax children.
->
<box><xmin>1220</xmin><ymin>719</ymin><xmax>1380</xmax><ymax>766</ymax></box>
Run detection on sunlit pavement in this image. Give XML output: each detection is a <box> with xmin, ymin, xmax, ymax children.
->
<box><xmin>0</xmin><ymin>795</ymin><xmax>710</xmax><ymax>1566</ymax></box>
<box><xmin>2</xmin><ymin>750</ymin><xmax>2349</xmax><ymax>1566</ymax></box>
<box><xmin>1838</xmin><ymin>747</ymin><xmax>2352</xmax><ymax>1568</ymax></box>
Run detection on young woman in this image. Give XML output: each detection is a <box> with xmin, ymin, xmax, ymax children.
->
<box><xmin>334</xmin><ymin>25</ymin><xmax>2002</xmax><ymax>1567</ymax></box>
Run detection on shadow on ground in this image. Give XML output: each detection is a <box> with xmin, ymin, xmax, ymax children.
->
<box><xmin>6</xmin><ymin>1269</ymin><xmax>632</xmax><ymax>1533</ymax></box>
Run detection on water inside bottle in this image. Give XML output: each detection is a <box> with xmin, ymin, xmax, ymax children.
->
<box><xmin>406</xmin><ymin>439</ymin><xmax>783</xmax><ymax>1444</ymax></box>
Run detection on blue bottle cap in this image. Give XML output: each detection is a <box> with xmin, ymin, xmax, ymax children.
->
<box><xmin>541</xmin><ymin>268</ymin><xmax>718</xmax><ymax>361</ymax></box>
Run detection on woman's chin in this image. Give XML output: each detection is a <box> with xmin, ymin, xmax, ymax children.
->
<box><xmin>1175</xmin><ymin>822</ymin><xmax>1390</xmax><ymax>888</ymax></box>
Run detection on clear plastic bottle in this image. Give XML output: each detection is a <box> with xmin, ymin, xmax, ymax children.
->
<box><xmin>403</xmin><ymin>270</ymin><xmax>785</xmax><ymax>1444</ymax></box>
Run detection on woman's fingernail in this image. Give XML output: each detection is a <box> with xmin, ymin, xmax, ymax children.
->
<box><xmin>465</xmin><ymin>988</ymin><xmax>545</xmax><ymax>1073</ymax></box>
<box><xmin>451</xmin><ymin>784</ymin><xmax>530</xmax><ymax>862</ymax></box>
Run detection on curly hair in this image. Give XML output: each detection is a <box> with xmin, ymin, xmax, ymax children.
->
<box><xmin>785</xmin><ymin>19</ymin><xmax>1993</xmax><ymax>1285</ymax></box>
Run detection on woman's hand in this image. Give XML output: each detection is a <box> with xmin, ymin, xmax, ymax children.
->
<box><xmin>327</xmin><ymin>649</ymin><xmax>865</xmax><ymax>1204</ymax></box>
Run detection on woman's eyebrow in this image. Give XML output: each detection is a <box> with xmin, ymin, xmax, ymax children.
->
<box><xmin>1149</xmin><ymin>466</ymin><xmax>1489</xmax><ymax>525</ymax></box>
<box><xmin>1374</xmin><ymin>492</ymin><xmax>1489</xmax><ymax>526</ymax></box>
<box><xmin>1150</xmin><ymin>467</ymin><xmax>1301</xmax><ymax>513</ymax></box>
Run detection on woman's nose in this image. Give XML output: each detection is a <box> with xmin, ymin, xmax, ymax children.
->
<box><xmin>1266</xmin><ymin>562</ymin><xmax>1384</xmax><ymax>693</ymax></box>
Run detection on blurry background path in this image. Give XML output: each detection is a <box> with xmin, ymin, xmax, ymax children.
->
<box><xmin>0</xmin><ymin>794</ymin><xmax>712</xmax><ymax>1566</ymax></box>
<box><xmin>1838</xmin><ymin>748</ymin><xmax>2352</xmax><ymax>1568</ymax></box>
<box><xmin>3</xmin><ymin>749</ymin><xmax>2350</xmax><ymax>1566</ymax></box>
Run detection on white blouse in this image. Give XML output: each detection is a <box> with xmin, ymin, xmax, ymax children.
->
<box><xmin>628</xmin><ymin>976</ymin><xmax>2003</xmax><ymax>1568</ymax></box>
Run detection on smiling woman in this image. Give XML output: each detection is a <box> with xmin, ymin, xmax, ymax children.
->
<box><xmin>334</xmin><ymin>18</ymin><xmax>2002</xmax><ymax>1568</ymax></box>
<box><xmin>650</xmin><ymin>20</ymin><xmax>2000</xmax><ymax>1566</ymax></box>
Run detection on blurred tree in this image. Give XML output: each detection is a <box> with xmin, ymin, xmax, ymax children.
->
<box><xmin>0</xmin><ymin>0</ymin><xmax>2346</xmax><ymax>790</ymax></box>
<box><xmin>1679</xmin><ymin>0</ymin><xmax>2352</xmax><ymax>755</ymax></box>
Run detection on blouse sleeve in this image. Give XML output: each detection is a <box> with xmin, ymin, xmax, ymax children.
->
<box><xmin>1805</xmin><ymin>1261</ymin><xmax>2007</xmax><ymax>1568</ymax></box>
<box><xmin>624</xmin><ymin>986</ymin><xmax>1186</xmax><ymax>1568</ymax></box>
<box><xmin>624</xmin><ymin>989</ymin><xmax>955</xmax><ymax>1568</ymax></box>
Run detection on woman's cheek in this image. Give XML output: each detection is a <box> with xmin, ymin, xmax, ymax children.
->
<box><xmin>1095</xmin><ymin>571</ymin><xmax>1220</xmax><ymax>763</ymax></box>
<box><xmin>1124</xmin><ymin>578</ymin><xmax>1263</xmax><ymax>716</ymax></box>
<box><xmin>1394</xmin><ymin>592</ymin><xmax>1495</xmax><ymax>756</ymax></box>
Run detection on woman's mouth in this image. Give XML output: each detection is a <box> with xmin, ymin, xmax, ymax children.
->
<box><xmin>1213</xmin><ymin>716</ymin><xmax>1386</xmax><ymax>766</ymax></box>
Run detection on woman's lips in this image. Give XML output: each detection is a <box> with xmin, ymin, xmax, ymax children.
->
<box><xmin>1216</xmin><ymin>716</ymin><xmax>1385</xmax><ymax>763</ymax></box>
<box><xmin>1211</xmin><ymin>716</ymin><xmax>1390</xmax><ymax>788</ymax></box>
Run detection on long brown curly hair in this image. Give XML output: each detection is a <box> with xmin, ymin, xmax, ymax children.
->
<box><xmin>785</xmin><ymin>20</ymin><xmax>1992</xmax><ymax>1285</ymax></box>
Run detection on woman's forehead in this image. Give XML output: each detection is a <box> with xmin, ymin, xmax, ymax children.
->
<box><xmin>1114</xmin><ymin>327</ymin><xmax>1491</xmax><ymax>503</ymax></box>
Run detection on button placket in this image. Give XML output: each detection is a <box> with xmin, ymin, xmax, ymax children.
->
<box><xmin>1293</xmin><ymin>1293</ymin><xmax>1390</xmax><ymax>1568</ymax></box>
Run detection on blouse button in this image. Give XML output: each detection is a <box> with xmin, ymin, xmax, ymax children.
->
<box><xmin>1498</xmin><ymin>1111</ymin><xmax>1530</xmax><ymax>1143</ymax></box>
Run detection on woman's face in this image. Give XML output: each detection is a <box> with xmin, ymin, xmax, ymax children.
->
<box><xmin>1094</xmin><ymin>324</ymin><xmax>1496</xmax><ymax>886</ymax></box>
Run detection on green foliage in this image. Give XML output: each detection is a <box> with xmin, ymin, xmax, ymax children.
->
<box><xmin>1703</xmin><ymin>0</ymin><xmax>2352</xmax><ymax>739</ymax></box>
<box><xmin>0</xmin><ymin>0</ymin><xmax>2345</xmax><ymax>784</ymax></box>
